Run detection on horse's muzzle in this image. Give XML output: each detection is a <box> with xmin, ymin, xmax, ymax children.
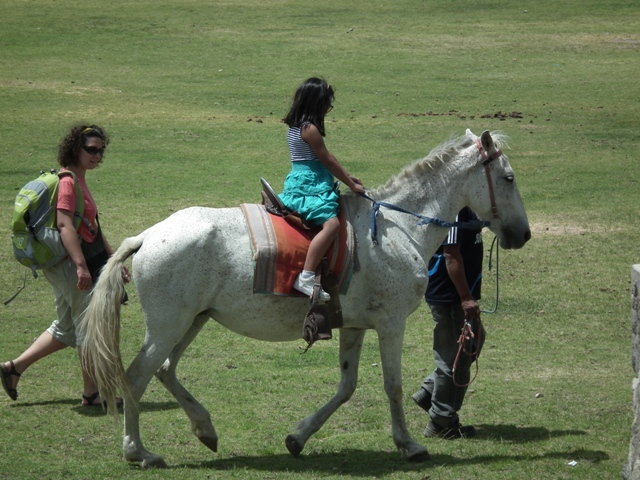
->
<box><xmin>500</xmin><ymin>227</ymin><xmax>531</xmax><ymax>249</ymax></box>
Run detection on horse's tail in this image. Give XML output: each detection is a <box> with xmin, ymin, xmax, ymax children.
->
<box><xmin>80</xmin><ymin>232</ymin><xmax>146</xmax><ymax>419</ymax></box>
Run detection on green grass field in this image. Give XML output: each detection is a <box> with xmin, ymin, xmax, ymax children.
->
<box><xmin>1</xmin><ymin>1</ymin><xmax>639</xmax><ymax>478</ymax></box>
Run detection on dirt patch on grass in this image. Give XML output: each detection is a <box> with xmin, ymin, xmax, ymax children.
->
<box><xmin>531</xmin><ymin>223</ymin><xmax>589</xmax><ymax>236</ymax></box>
<box><xmin>398</xmin><ymin>110</ymin><xmax>525</xmax><ymax>121</ymax></box>
<box><xmin>529</xmin><ymin>220</ymin><xmax>621</xmax><ymax>236</ymax></box>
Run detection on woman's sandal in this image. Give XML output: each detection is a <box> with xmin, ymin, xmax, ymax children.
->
<box><xmin>82</xmin><ymin>391</ymin><xmax>123</xmax><ymax>408</ymax></box>
<box><xmin>1</xmin><ymin>361</ymin><xmax>21</xmax><ymax>401</ymax></box>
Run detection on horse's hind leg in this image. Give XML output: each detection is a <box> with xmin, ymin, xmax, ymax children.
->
<box><xmin>122</xmin><ymin>314</ymin><xmax>196</xmax><ymax>468</ymax></box>
<box><xmin>377</xmin><ymin>321</ymin><xmax>430</xmax><ymax>462</ymax></box>
<box><xmin>286</xmin><ymin>328</ymin><xmax>365</xmax><ymax>457</ymax></box>
<box><xmin>154</xmin><ymin>313</ymin><xmax>218</xmax><ymax>453</ymax></box>
<box><xmin>122</xmin><ymin>347</ymin><xmax>177</xmax><ymax>468</ymax></box>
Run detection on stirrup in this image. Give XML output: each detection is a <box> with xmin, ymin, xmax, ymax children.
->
<box><xmin>260</xmin><ymin>178</ymin><xmax>291</xmax><ymax>216</ymax></box>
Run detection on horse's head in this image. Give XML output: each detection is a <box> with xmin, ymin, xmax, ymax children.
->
<box><xmin>464</xmin><ymin>129</ymin><xmax>531</xmax><ymax>249</ymax></box>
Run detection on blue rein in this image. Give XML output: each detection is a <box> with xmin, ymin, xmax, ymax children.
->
<box><xmin>360</xmin><ymin>193</ymin><xmax>491</xmax><ymax>246</ymax></box>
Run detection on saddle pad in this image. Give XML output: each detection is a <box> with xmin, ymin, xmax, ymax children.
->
<box><xmin>241</xmin><ymin>199</ymin><xmax>354</xmax><ymax>296</ymax></box>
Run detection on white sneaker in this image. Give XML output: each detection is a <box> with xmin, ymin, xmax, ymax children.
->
<box><xmin>294</xmin><ymin>273</ymin><xmax>330</xmax><ymax>301</ymax></box>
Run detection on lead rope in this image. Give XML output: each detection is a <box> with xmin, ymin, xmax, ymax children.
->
<box><xmin>3</xmin><ymin>273</ymin><xmax>27</xmax><ymax>306</ymax></box>
<box><xmin>452</xmin><ymin>234</ymin><xmax>499</xmax><ymax>386</ymax></box>
<box><xmin>481</xmin><ymin>235</ymin><xmax>499</xmax><ymax>314</ymax></box>
<box><xmin>360</xmin><ymin>193</ymin><xmax>490</xmax><ymax>246</ymax></box>
<box><xmin>452</xmin><ymin>319</ymin><xmax>484</xmax><ymax>388</ymax></box>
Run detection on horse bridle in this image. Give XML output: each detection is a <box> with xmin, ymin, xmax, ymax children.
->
<box><xmin>474</xmin><ymin>138</ymin><xmax>502</xmax><ymax>220</ymax></box>
<box><xmin>362</xmin><ymin>138</ymin><xmax>502</xmax><ymax>245</ymax></box>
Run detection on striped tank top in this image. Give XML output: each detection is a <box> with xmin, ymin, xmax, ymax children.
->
<box><xmin>288</xmin><ymin>124</ymin><xmax>319</xmax><ymax>162</ymax></box>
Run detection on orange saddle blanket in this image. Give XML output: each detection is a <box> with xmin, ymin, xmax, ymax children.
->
<box><xmin>241</xmin><ymin>200</ymin><xmax>354</xmax><ymax>296</ymax></box>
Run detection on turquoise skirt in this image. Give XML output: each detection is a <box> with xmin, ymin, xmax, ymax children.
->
<box><xmin>278</xmin><ymin>161</ymin><xmax>339</xmax><ymax>226</ymax></box>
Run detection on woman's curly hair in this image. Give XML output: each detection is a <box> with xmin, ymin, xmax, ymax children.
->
<box><xmin>57</xmin><ymin>124</ymin><xmax>110</xmax><ymax>168</ymax></box>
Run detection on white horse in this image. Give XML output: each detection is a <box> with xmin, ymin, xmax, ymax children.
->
<box><xmin>81</xmin><ymin>129</ymin><xmax>530</xmax><ymax>468</ymax></box>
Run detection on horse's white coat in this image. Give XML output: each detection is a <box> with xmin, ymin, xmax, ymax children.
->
<box><xmin>81</xmin><ymin>130</ymin><xmax>530</xmax><ymax>467</ymax></box>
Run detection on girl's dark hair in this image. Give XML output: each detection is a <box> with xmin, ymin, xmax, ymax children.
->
<box><xmin>57</xmin><ymin>124</ymin><xmax>110</xmax><ymax>167</ymax></box>
<box><xmin>283</xmin><ymin>77</ymin><xmax>334</xmax><ymax>136</ymax></box>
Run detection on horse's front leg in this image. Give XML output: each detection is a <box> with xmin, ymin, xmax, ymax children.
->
<box><xmin>154</xmin><ymin>313</ymin><xmax>218</xmax><ymax>453</ymax></box>
<box><xmin>286</xmin><ymin>327</ymin><xmax>365</xmax><ymax>457</ymax></box>
<box><xmin>377</xmin><ymin>319</ymin><xmax>430</xmax><ymax>462</ymax></box>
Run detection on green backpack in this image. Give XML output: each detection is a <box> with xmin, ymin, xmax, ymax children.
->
<box><xmin>11</xmin><ymin>170</ymin><xmax>87</xmax><ymax>277</ymax></box>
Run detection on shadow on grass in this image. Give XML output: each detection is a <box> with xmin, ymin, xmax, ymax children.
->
<box><xmin>8</xmin><ymin>398</ymin><xmax>180</xmax><ymax>416</ymax></box>
<box><xmin>168</xmin><ymin>447</ymin><xmax>609</xmax><ymax>476</ymax></box>
<box><xmin>72</xmin><ymin>400</ymin><xmax>181</xmax><ymax>417</ymax></box>
<box><xmin>174</xmin><ymin>450</ymin><xmax>427</xmax><ymax>476</ymax></box>
<box><xmin>475</xmin><ymin>423</ymin><xmax>587</xmax><ymax>443</ymax></box>
<box><xmin>159</xmin><ymin>424</ymin><xmax>601</xmax><ymax>475</ymax></box>
<box><xmin>10</xmin><ymin>398</ymin><xmax>79</xmax><ymax>408</ymax></box>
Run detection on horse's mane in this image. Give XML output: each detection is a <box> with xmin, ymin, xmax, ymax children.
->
<box><xmin>373</xmin><ymin>131</ymin><xmax>508</xmax><ymax>195</ymax></box>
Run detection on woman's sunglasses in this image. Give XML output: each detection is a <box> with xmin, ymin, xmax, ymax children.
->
<box><xmin>82</xmin><ymin>145</ymin><xmax>105</xmax><ymax>156</ymax></box>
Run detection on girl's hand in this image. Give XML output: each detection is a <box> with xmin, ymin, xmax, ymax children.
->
<box><xmin>351</xmin><ymin>183</ymin><xmax>365</xmax><ymax>195</ymax></box>
<box><xmin>350</xmin><ymin>176</ymin><xmax>365</xmax><ymax>194</ymax></box>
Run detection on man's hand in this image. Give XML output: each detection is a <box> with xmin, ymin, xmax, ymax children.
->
<box><xmin>461</xmin><ymin>298</ymin><xmax>480</xmax><ymax>321</ymax></box>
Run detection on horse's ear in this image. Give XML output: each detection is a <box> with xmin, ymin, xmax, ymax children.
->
<box><xmin>466</xmin><ymin>128</ymin><xmax>478</xmax><ymax>141</ymax></box>
<box><xmin>480</xmin><ymin>130</ymin><xmax>494</xmax><ymax>153</ymax></box>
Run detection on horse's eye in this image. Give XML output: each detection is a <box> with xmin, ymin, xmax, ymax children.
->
<box><xmin>505</xmin><ymin>175</ymin><xmax>514</xmax><ymax>183</ymax></box>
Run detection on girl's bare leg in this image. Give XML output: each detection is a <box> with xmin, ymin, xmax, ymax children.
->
<box><xmin>304</xmin><ymin>217</ymin><xmax>340</xmax><ymax>272</ymax></box>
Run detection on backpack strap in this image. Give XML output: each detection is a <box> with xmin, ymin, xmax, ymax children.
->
<box><xmin>57</xmin><ymin>170</ymin><xmax>94</xmax><ymax>235</ymax></box>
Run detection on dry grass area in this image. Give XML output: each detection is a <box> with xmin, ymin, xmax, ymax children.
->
<box><xmin>528</xmin><ymin>220</ymin><xmax>624</xmax><ymax>236</ymax></box>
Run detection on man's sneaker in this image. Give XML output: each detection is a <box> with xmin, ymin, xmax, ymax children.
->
<box><xmin>293</xmin><ymin>273</ymin><xmax>330</xmax><ymax>301</ymax></box>
<box><xmin>423</xmin><ymin>420</ymin><xmax>476</xmax><ymax>439</ymax></box>
<box><xmin>411</xmin><ymin>388</ymin><xmax>432</xmax><ymax>413</ymax></box>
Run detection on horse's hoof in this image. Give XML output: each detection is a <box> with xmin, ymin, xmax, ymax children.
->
<box><xmin>408</xmin><ymin>449</ymin><xmax>431</xmax><ymax>462</ymax></box>
<box><xmin>198</xmin><ymin>435</ymin><xmax>218</xmax><ymax>453</ymax></box>
<box><xmin>141</xmin><ymin>456</ymin><xmax>168</xmax><ymax>469</ymax></box>
<box><xmin>285</xmin><ymin>434</ymin><xmax>303</xmax><ymax>458</ymax></box>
